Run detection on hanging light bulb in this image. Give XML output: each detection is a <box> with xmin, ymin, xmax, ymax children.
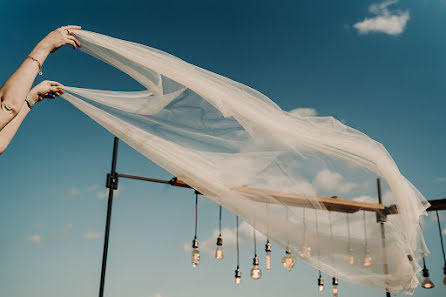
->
<box><xmin>215</xmin><ymin>235</ymin><xmax>223</xmax><ymax>260</ymax></box>
<box><xmin>332</xmin><ymin>277</ymin><xmax>338</xmax><ymax>297</ymax></box>
<box><xmin>443</xmin><ymin>265</ymin><xmax>446</xmax><ymax>286</ymax></box>
<box><xmin>282</xmin><ymin>250</ymin><xmax>296</xmax><ymax>271</ymax></box>
<box><xmin>363</xmin><ymin>249</ymin><xmax>372</xmax><ymax>267</ymax></box>
<box><xmin>298</xmin><ymin>209</ymin><xmax>312</xmax><ymax>259</ymax></box>
<box><xmin>298</xmin><ymin>243</ymin><xmax>312</xmax><ymax>259</ymax></box>
<box><xmin>192</xmin><ymin>237</ymin><xmax>200</xmax><ymax>267</ymax></box>
<box><xmin>317</xmin><ymin>271</ymin><xmax>324</xmax><ymax>292</ymax></box>
<box><xmin>250</xmin><ymin>255</ymin><xmax>262</xmax><ymax>279</ymax></box>
<box><xmin>346</xmin><ymin>214</ymin><xmax>355</xmax><ymax>265</ymax></box>
<box><xmin>362</xmin><ymin>211</ymin><xmax>372</xmax><ymax>267</ymax></box>
<box><xmin>421</xmin><ymin>258</ymin><xmax>435</xmax><ymax>289</ymax></box>
<box><xmin>349</xmin><ymin>251</ymin><xmax>355</xmax><ymax>265</ymax></box>
<box><xmin>250</xmin><ymin>226</ymin><xmax>262</xmax><ymax>279</ymax></box>
<box><xmin>191</xmin><ymin>193</ymin><xmax>200</xmax><ymax>267</ymax></box>
<box><xmin>235</xmin><ymin>266</ymin><xmax>242</xmax><ymax>284</ymax></box>
<box><xmin>215</xmin><ymin>205</ymin><xmax>223</xmax><ymax>260</ymax></box>
<box><xmin>265</xmin><ymin>240</ymin><xmax>272</xmax><ymax>272</ymax></box>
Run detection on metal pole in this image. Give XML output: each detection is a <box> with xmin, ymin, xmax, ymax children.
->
<box><xmin>99</xmin><ymin>137</ymin><xmax>119</xmax><ymax>297</ymax></box>
<box><xmin>377</xmin><ymin>178</ymin><xmax>391</xmax><ymax>297</ymax></box>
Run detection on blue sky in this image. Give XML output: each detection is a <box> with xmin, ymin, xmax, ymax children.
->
<box><xmin>1</xmin><ymin>0</ymin><xmax>446</xmax><ymax>297</ymax></box>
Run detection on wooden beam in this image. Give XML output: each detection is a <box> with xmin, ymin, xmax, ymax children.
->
<box><xmin>232</xmin><ymin>186</ymin><xmax>385</xmax><ymax>213</ymax></box>
<box><xmin>155</xmin><ymin>177</ymin><xmax>446</xmax><ymax>214</ymax></box>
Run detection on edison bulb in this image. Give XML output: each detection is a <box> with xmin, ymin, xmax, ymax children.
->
<box><xmin>266</xmin><ymin>252</ymin><xmax>271</xmax><ymax>272</ymax></box>
<box><xmin>332</xmin><ymin>277</ymin><xmax>338</xmax><ymax>297</ymax></box>
<box><xmin>235</xmin><ymin>267</ymin><xmax>242</xmax><ymax>284</ymax></box>
<box><xmin>443</xmin><ymin>275</ymin><xmax>446</xmax><ymax>286</ymax></box>
<box><xmin>191</xmin><ymin>238</ymin><xmax>200</xmax><ymax>267</ymax></box>
<box><xmin>333</xmin><ymin>285</ymin><xmax>338</xmax><ymax>297</ymax></box>
<box><xmin>318</xmin><ymin>276</ymin><xmax>324</xmax><ymax>292</ymax></box>
<box><xmin>250</xmin><ymin>256</ymin><xmax>262</xmax><ymax>280</ymax></box>
<box><xmin>363</xmin><ymin>253</ymin><xmax>372</xmax><ymax>267</ymax></box>
<box><xmin>349</xmin><ymin>255</ymin><xmax>355</xmax><ymax>265</ymax></box>
<box><xmin>250</xmin><ymin>265</ymin><xmax>262</xmax><ymax>280</ymax></box>
<box><xmin>192</xmin><ymin>248</ymin><xmax>200</xmax><ymax>267</ymax></box>
<box><xmin>282</xmin><ymin>252</ymin><xmax>296</xmax><ymax>271</ymax></box>
<box><xmin>215</xmin><ymin>246</ymin><xmax>223</xmax><ymax>260</ymax></box>
<box><xmin>298</xmin><ymin>244</ymin><xmax>312</xmax><ymax>259</ymax></box>
<box><xmin>215</xmin><ymin>235</ymin><xmax>223</xmax><ymax>260</ymax></box>
<box><xmin>265</xmin><ymin>241</ymin><xmax>272</xmax><ymax>272</ymax></box>
<box><xmin>422</xmin><ymin>277</ymin><xmax>435</xmax><ymax>289</ymax></box>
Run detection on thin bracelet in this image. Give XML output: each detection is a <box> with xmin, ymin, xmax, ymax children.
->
<box><xmin>26</xmin><ymin>55</ymin><xmax>43</xmax><ymax>76</ymax></box>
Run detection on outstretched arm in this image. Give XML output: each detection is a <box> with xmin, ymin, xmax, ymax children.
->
<box><xmin>0</xmin><ymin>81</ymin><xmax>64</xmax><ymax>155</ymax></box>
<box><xmin>0</xmin><ymin>25</ymin><xmax>80</xmax><ymax>131</ymax></box>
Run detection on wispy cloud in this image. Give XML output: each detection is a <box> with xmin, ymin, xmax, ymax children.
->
<box><xmin>69</xmin><ymin>186</ymin><xmax>81</xmax><ymax>196</ymax></box>
<box><xmin>435</xmin><ymin>177</ymin><xmax>446</xmax><ymax>183</ymax></box>
<box><xmin>84</xmin><ymin>230</ymin><xmax>101</xmax><ymax>239</ymax></box>
<box><xmin>353</xmin><ymin>0</ymin><xmax>410</xmax><ymax>36</ymax></box>
<box><xmin>27</xmin><ymin>234</ymin><xmax>41</xmax><ymax>245</ymax></box>
<box><xmin>97</xmin><ymin>185</ymin><xmax>124</xmax><ymax>200</ymax></box>
<box><xmin>86</xmin><ymin>184</ymin><xmax>99</xmax><ymax>192</ymax></box>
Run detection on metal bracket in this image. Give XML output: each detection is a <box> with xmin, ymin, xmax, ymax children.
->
<box><xmin>106</xmin><ymin>173</ymin><xmax>119</xmax><ymax>190</ymax></box>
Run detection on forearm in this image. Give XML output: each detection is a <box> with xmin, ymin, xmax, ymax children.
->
<box><xmin>0</xmin><ymin>102</ymin><xmax>31</xmax><ymax>155</ymax></box>
<box><xmin>0</xmin><ymin>42</ymin><xmax>50</xmax><ymax>109</ymax></box>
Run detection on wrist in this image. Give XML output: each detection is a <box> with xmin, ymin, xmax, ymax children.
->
<box><xmin>35</xmin><ymin>40</ymin><xmax>52</xmax><ymax>54</ymax></box>
<box><xmin>27</xmin><ymin>90</ymin><xmax>39</xmax><ymax>104</ymax></box>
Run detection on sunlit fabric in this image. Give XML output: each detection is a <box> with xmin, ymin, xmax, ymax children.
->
<box><xmin>62</xmin><ymin>30</ymin><xmax>429</xmax><ymax>294</ymax></box>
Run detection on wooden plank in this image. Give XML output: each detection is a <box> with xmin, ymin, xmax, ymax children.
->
<box><xmin>232</xmin><ymin>186</ymin><xmax>385</xmax><ymax>213</ymax></box>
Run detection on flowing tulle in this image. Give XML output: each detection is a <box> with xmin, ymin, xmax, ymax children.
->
<box><xmin>62</xmin><ymin>30</ymin><xmax>429</xmax><ymax>294</ymax></box>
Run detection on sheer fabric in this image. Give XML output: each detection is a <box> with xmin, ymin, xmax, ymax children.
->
<box><xmin>62</xmin><ymin>30</ymin><xmax>429</xmax><ymax>294</ymax></box>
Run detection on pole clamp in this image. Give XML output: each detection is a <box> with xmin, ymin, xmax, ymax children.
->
<box><xmin>106</xmin><ymin>173</ymin><xmax>119</xmax><ymax>190</ymax></box>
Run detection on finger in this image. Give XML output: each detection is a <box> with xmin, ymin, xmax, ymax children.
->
<box><xmin>65</xmin><ymin>39</ymin><xmax>77</xmax><ymax>50</ymax></box>
<box><xmin>63</xmin><ymin>25</ymin><xmax>82</xmax><ymax>30</ymax></box>
<box><xmin>48</xmin><ymin>81</ymin><xmax>63</xmax><ymax>87</ymax></box>
<box><xmin>67</xmin><ymin>36</ymin><xmax>81</xmax><ymax>47</ymax></box>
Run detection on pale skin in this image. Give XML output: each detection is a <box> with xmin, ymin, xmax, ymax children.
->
<box><xmin>0</xmin><ymin>25</ymin><xmax>81</xmax><ymax>155</ymax></box>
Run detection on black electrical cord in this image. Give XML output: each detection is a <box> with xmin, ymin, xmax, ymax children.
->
<box><xmin>236</xmin><ymin>216</ymin><xmax>240</xmax><ymax>267</ymax></box>
<box><xmin>194</xmin><ymin>193</ymin><xmax>198</xmax><ymax>239</ymax></box>
<box><xmin>436</xmin><ymin>210</ymin><xmax>446</xmax><ymax>264</ymax></box>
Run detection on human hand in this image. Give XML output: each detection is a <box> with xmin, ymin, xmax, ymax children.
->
<box><xmin>28</xmin><ymin>81</ymin><xmax>64</xmax><ymax>104</ymax></box>
<box><xmin>39</xmin><ymin>25</ymin><xmax>82</xmax><ymax>53</ymax></box>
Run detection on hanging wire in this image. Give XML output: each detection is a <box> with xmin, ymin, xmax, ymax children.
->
<box><xmin>436</xmin><ymin>210</ymin><xmax>446</xmax><ymax>264</ymax></box>
<box><xmin>236</xmin><ymin>216</ymin><xmax>240</xmax><ymax>267</ymax></box>
<box><xmin>328</xmin><ymin>211</ymin><xmax>333</xmax><ymax>264</ymax></box>
<box><xmin>194</xmin><ymin>192</ymin><xmax>198</xmax><ymax>238</ymax></box>
<box><xmin>315</xmin><ymin>209</ymin><xmax>320</xmax><ymax>258</ymax></box>
<box><xmin>303</xmin><ymin>208</ymin><xmax>307</xmax><ymax>242</ymax></box>
<box><xmin>347</xmin><ymin>214</ymin><xmax>352</xmax><ymax>247</ymax></box>
<box><xmin>218</xmin><ymin>205</ymin><xmax>222</xmax><ymax>237</ymax></box>
<box><xmin>253</xmin><ymin>225</ymin><xmax>257</xmax><ymax>256</ymax></box>
<box><xmin>363</xmin><ymin>211</ymin><xmax>368</xmax><ymax>249</ymax></box>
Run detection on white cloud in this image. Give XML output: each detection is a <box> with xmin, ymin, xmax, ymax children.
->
<box><xmin>152</xmin><ymin>294</ymin><xmax>162</xmax><ymax>297</ymax></box>
<box><xmin>353</xmin><ymin>0</ymin><xmax>410</xmax><ymax>36</ymax></box>
<box><xmin>443</xmin><ymin>228</ymin><xmax>446</xmax><ymax>236</ymax></box>
<box><xmin>97</xmin><ymin>185</ymin><xmax>123</xmax><ymax>199</ymax></box>
<box><xmin>289</xmin><ymin>108</ymin><xmax>317</xmax><ymax>117</ymax></box>
<box><xmin>86</xmin><ymin>184</ymin><xmax>99</xmax><ymax>192</ymax></box>
<box><xmin>69</xmin><ymin>186</ymin><xmax>80</xmax><ymax>196</ymax></box>
<box><xmin>27</xmin><ymin>234</ymin><xmax>41</xmax><ymax>245</ymax></box>
<box><xmin>84</xmin><ymin>230</ymin><xmax>101</xmax><ymax>239</ymax></box>
<box><xmin>313</xmin><ymin>169</ymin><xmax>357</xmax><ymax>194</ymax></box>
<box><xmin>184</xmin><ymin>221</ymin><xmax>266</xmax><ymax>255</ymax></box>
<box><xmin>435</xmin><ymin>177</ymin><xmax>446</xmax><ymax>183</ymax></box>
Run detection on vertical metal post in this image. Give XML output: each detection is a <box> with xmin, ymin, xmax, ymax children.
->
<box><xmin>377</xmin><ymin>178</ymin><xmax>391</xmax><ymax>297</ymax></box>
<box><xmin>99</xmin><ymin>137</ymin><xmax>119</xmax><ymax>297</ymax></box>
